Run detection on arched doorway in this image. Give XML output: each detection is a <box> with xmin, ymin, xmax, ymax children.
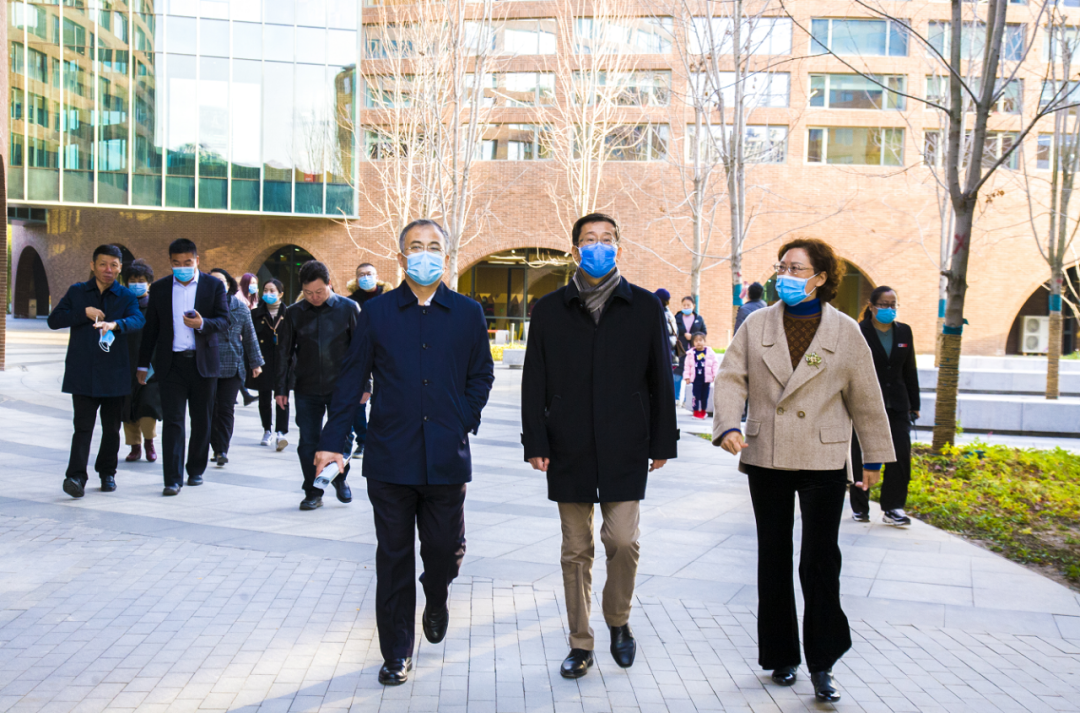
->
<box><xmin>257</xmin><ymin>245</ymin><xmax>316</xmax><ymax>305</ymax></box>
<box><xmin>459</xmin><ymin>248</ymin><xmax>575</xmax><ymax>341</ymax></box>
<box><xmin>763</xmin><ymin>259</ymin><xmax>873</xmax><ymax>321</ymax></box>
<box><xmin>1005</xmin><ymin>266</ymin><xmax>1079</xmax><ymax>355</ymax></box>
<box><xmin>14</xmin><ymin>247</ymin><xmax>50</xmax><ymax>318</ymax></box>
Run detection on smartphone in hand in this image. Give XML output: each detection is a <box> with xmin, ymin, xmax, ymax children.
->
<box><xmin>184</xmin><ymin>310</ymin><xmax>197</xmax><ymax>318</ymax></box>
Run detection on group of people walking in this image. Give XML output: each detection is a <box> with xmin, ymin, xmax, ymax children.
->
<box><xmin>49</xmin><ymin>218</ymin><xmax>919</xmax><ymax>704</ymax></box>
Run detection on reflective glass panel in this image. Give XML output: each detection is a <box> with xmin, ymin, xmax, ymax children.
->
<box><xmin>263</xmin><ymin>61</ymin><xmax>293</xmax><ymax>212</ymax></box>
<box><xmin>198</xmin><ymin>18</ymin><xmax>228</xmax><ymax>57</ymax></box>
<box><xmin>9</xmin><ymin>0</ymin><xmax>26</xmax><ymax>200</ymax></box>
<box><xmin>133</xmin><ymin>43</ymin><xmax>163</xmax><ymax>206</ymax></box>
<box><xmin>98</xmin><ymin>6</ymin><xmax>131</xmax><ymax>205</ymax></box>
<box><xmin>198</xmin><ymin>55</ymin><xmax>228</xmax><ymax>208</ymax></box>
<box><xmin>63</xmin><ymin>2</ymin><xmax>94</xmax><ymax>203</ymax></box>
<box><xmin>233</xmin><ymin>21</ymin><xmax>261</xmax><ymax>59</ymax></box>
<box><xmin>296</xmin><ymin>26</ymin><xmax>326</xmax><ymax>64</ymax></box>
<box><xmin>264</xmin><ymin>24</ymin><xmax>293</xmax><ymax>62</ymax></box>
<box><xmin>230</xmin><ymin>0</ymin><xmax>260</xmax><ymax>21</ymax></box>
<box><xmin>294</xmin><ymin>62</ymin><xmax>327</xmax><ymax>213</ymax></box>
<box><xmin>27</xmin><ymin>2</ymin><xmax>60</xmax><ymax>201</ymax></box>
<box><xmin>166</xmin><ymin>14</ymin><xmax>195</xmax><ymax>54</ymax></box>
<box><xmin>165</xmin><ymin>53</ymin><xmax>196</xmax><ymax>207</ymax></box>
<box><xmin>231</xmin><ymin>58</ymin><xmax>261</xmax><ymax>210</ymax></box>
<box><xmin>265</xmin><ymin>0</ymin><xmax>293</xmax><ymax>25</ymax></box>
<box><xmin>326</xmin><ymin>64</ymin><xmax>354</xmax><ymax>216</ymax></box>
<box><xmin>327</xmin><ymin>0</ymin><xmax>356</xmax><ymax>29</ymax></box>
<box><xmin>296</xmin><ymin>0</ymin><xmax>325</xmax><ymax>28</ymax></box>
<box><xmin>327</xmin><ymin>28</ymin><xmax>355</xmax><ymax>65</ymax></box>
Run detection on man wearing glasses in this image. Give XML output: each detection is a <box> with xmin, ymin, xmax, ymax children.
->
<box><xmin>522</xmin><ymin>213</ymin><xmax>679</xmax><ymax>679</ymax></box>
<box><xmin>314</xmin><ymin>220</ymin><xmax>494</xmax><ymax>686</ymax></box>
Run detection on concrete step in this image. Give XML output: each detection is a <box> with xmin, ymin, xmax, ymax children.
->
<box><xmin>918</xmin><ymin>367</ymin><xmax>1080</xmax><ymax>397</ymax></box>
<box><xmin>916</xmin><ymin>354</ymin><xmax>1080</xmax><ymax>373</ymax></box>
<box><xmin>914</xmin><ymin>392</ymin><xmax>1080</xmax><ymax>436</ymax></box>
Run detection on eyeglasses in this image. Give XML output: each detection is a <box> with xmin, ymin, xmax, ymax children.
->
<box><xmin>404</xmin><ymin>244</ymin><xmax>444</xmax><ymax>255</ymax></box>
<box><xmin>773</xmin><ymin>263</ymin><xmax>815</xmax><ymax>276</ymax></box>
<box><xmin>578</xmin><ymin>235</ymin><xmax>617</xmax><ymax>246</ymax></box>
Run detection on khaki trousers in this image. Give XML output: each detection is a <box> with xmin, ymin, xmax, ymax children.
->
<box><xmin>123</xmin><ymin>417</ymin><xmax>158</xmax><ymax>445</ymax></box>
<box><xmin>558</xmin><ymin>500</ymin><xmax>641</xmax><ymax>651</ymax></box>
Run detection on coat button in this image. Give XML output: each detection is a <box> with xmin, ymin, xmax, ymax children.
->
<box><xmin>777</xmin><ymin>407</ymin><xmax>784</xmax><ymax>415</ymax></box>
<box><xmin>423</xmin><ymin>416</ymin><xmax>429</xmax><ymax>422</ymax></box>
<box><xmin>798</xmin><ymin>411</ymin><xmax>806</xmax><ymax>418</ymax></box>
<box><xmin>422</xmin><ymin>343</ymin><xmax>428</xmax><ymax>349</ymax></box>
<box><xmin>422</xmin><ymin>308</ymin><xmax>428</xmax><ymax>315</ymax></box>
<box><xmin>423</xmin><ymin>379</ymin><xmax>430</xmax><ymax>385</ymax></box>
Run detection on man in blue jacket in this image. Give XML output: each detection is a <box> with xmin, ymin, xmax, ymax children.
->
<box><xmin>315</xmin><ymin>219</ymin><xmax>494</xmax><ymax>686</ymax></box>
<box><xmin>48</xmin><ymin>244</ymin><xmax>145</xmax><ymax>498</ymax></box>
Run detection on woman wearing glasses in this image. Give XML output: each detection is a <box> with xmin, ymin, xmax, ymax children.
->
<box><xmin>850</xmin><ymin>286</ymin><xmax>920</xmax><ymax>527</ymax></box>
<box><xmin>712</xmin><ymin>238</ymin><xmax>894</xmax><ymax>703</ymax></box>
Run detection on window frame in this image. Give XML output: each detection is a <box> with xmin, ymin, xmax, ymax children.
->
<box><xmin>810</xmin><ymin>17</ymin><xmax>909</xmax><ymax>57</ymax></box>
<box><xmin>808</xmin><ymin>73</ymin><xmax>907</xmax><ymax>110</ymax></box>
<box><xmin>806</xmin><ymin>126</ymin><xmax>905</xmax><ymax>166</ymax></box>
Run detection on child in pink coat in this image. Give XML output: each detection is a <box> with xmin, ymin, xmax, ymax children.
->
<box><xmin>683</xmin><ymin>332</ymin><xmax>720</xmax><ymax>419</ymax></box>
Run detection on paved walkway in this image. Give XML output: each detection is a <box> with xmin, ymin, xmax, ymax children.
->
<box><xmin>2</xmin><ymin>316</ymin><xmax>1080</xmax><ymax>712</ymax></box>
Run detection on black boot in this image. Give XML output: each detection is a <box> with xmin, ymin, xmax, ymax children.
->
<box><xmin>811</xmin><ymin>671</ymin><xmax>840</xmax><ymax>702</ymax></box>
<box><xmin>771</xmin><ymin>665</ymin><xmax>797</xmax><ymax>686</ymax></box>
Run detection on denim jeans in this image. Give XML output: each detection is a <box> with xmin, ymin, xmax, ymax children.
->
<box><xmin>672</xmin><ymin>371</ymin><xmax>683</xmax><ymax>401</ymax></box>
<box><xmin>294</xmin><ymin>393</ymin><xmax>353</xmax><ymax>498</ymax></box>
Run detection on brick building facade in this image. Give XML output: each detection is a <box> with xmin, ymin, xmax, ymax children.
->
<box><xmin>5</xmin><ymin>0</ymin><xmax>1078</xmax><ymax>358</ymax></box>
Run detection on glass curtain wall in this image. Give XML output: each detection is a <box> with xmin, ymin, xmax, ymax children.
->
<box><xmin>7</xmin><ymin>0</ymin><xmax>357</xmax><ymax>215</ymax></box>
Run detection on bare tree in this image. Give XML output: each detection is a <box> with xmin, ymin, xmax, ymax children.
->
<box><xmin>1022</xmin><ymin>9</ymin><xmax>1080</xmax><ymax>399</ymax></box>
<box><xmin>780</xmin><ymin>0</ymin><xmax>1077</xmax><ymax>450</ymax></box>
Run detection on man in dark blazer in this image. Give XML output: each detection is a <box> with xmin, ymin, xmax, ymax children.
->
<box><xmin>850</xmin><ymin>287</ymin><xmax>921</xmax><ymax>526</ymax></box>
<box><xmin>137</xmin><ymin>238</ymin><xmax>229</xmax><ymax>496</ymax></box>
<box><xmin>48</xmin><ymin>244</ymin><xmax>145</xmax><ymax>498</ymax></box>
<box><xmin>522</xmin><ymin>213</ymin><xmax>679</xmax><ymax>679</ymax></box>
<box><xmin>315</xmin><ymin>220</ymin><xmax>494</xmax><ymax>686</ymax></box>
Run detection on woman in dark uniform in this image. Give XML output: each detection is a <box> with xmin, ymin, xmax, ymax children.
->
<box><xmin>249</xmin><ymin>278</ymin><xmax>290</xmax><ymax>451</ymax></box>
<box><xmin>122</xmin><ymin>259</ymin><xmax>162</xmax><ymax>462</ymax></box>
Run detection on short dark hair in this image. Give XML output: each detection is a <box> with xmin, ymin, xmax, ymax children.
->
<box><xmin>748</xmin><ymin>282</ymin><xmax>764</xmax><ymax>301</ymax></box>
<box><xmin>168</xmin><ymin>238</ymin><xmax>198</xmax><ymax>257</ymax></box>
<box><xmin>93</xmin><ymin>244</ymin><xmax>123</xmax><ymax>262</ymax></box>
<box><xmin>864</xmin><ymin>285</ymin><xmax>897</xmax><ymax>321</ymax></box>
<box><xmin>681</xmin><ymin>295</ymin><xmax>694</xmax><ymax>304</ymax></box>
<box><xmin>210</xmin><ymin>267</ymin><xmax>238</xmax><ymax>296</ymax></box>
<box><xmin>399</xmin><ymin>220</ymin><xmax>448</xmax><ymax>252</ymax></box>
<box><xmin>356</xmin><ymin>262</ymin><xmax>376</xmax><ymax>273</ymax></box>
<box><xmin>776</xmin><ymin>238</ymin><xmax>845</xmax><ymax>304</ymax></box>
<box><xmin>691</xmin><ymin>331</ymin><xmax>707</xmax><ymax>341</ymax></box>
<box><xmin>127</xmin><ymin>258</ymin><xmax>154</xmax><ymax>283</ymax></box>
<box><xmin>263</xmin><ymin>278</ymin><xmax>284</xmax><ymax>294</ymax></box>
<box><xmin>299</xmin><ymin>260</ymin><xmax>331</xmax><ymax>286</ymax></box>
<box><xmin>571</xmin><ymin>213</ymin><xmax>619</xmax><ymax>246</ymax></box>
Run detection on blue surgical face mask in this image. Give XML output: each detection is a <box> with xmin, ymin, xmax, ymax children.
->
<box><xmin>262</xmin><ymin>293</ymin><xmax>279</xmax><ymax>305</ymax></box>
<box><xmin>406</xmin><ymin>251</ymin><xmax>445</xmax><ymax>286</ymax></box>
<box><xmin>99</xmin><ymin>329</ymin><xmax>115</xmax><ymax>352</ymax></box>
<box><xmin>129</xmin><ymin>282</ymin><xmax>149</xmax><ymax>297</ymax></box>
<box><xmin>577</xmin><ymin>242</ymin><xmax>617</xmax><ymax>279</ymax></box>
<box><xmin>681</xmin><ymin>307</ymin><xmax>693</xmax><ymax>315</ymax></box>
<box><xmin>776</xmin><ymin>274</ymin><xmax>819</xmax><ymax>307</ymax></box>
<box><xmin>172</xmin><ymin>266</ymin><xmax>196</xmax><ymax>283</ymax></box>
<box><xmin>248</xmin><ymin>282</ymin><xmax>258</xmax><ymax>294</ymax></box>
<box><xmin>358</xmin><ymin>275</ymin><xmax>377</xmax><ymax>291</ymax></box>
<box><xmin>876</xmin><ymin>307</ymin><xmax>897</xmax><ymax>324</ymax></box>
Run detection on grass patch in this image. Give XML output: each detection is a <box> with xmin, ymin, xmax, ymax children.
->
<box><xmin>876</xmin><ymin>442</ymin><xmax>1080</xmax><ymax>587</ymax></box>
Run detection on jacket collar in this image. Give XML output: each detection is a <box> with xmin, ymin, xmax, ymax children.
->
<box><xmin>562</xmin><ymin>275</ymin><xmax>633</xmax><ymax>306</ymax></box>
<box><xmin>760</xmin><ymin>301</ymin><xmax>842</xmax><ymax>401</ymax></box>
<box><xmin>84</xmin><ymin>279</ymin><xmax>122</xmax><ymax>296</ymax></box>
<box><xmin>861</xmin><ymin>317</ymin><xmax>900</xmax><ymax>364</ymax></box>
<box><xmin>299</xmin><ymin>292</ymin><xmax>341</xmax><ymax>311</ymax></box>
<box><xmin>394</xmin><ymin>281</ymin><xmax>453</xmax><ymax>309</ymax></box>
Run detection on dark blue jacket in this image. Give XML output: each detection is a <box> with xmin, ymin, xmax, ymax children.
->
<box><xmin>47</xmin><ymin>280</ymin><xmax>145</xmax><ymax>397</ymax></box>
<box><xmin>318</xmin><ymin>283</ymin><xmax>495</xmax><ymax>485</ymax></box>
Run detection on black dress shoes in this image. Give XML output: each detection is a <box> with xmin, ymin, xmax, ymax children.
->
<box><xmin>378</xmin><ymin>658</ymin><xmax>412</xmax><ymax>685</ymax></box>
<box><xmin>300</xmin><ymin>496</ymin><xmax>323</xmax><ymax>511</ymax></box>
<box><xmin>100</xmin><ymin>475</ymin><xmax>116</xmax><ymax>492</ymax></box>
<box><xmin>187</xmin><ymin>474</ymin><xmax>203</xmax><ymax>486</ymax></box>
<box><xmin>163</xmin><ymin>485</ymin><xmax>181</xmax><ymax>496</ymax></box>
<box><xmin>422</xmin><ymin>605</ymin><xmax>449</xmax><ymax>644</ymax></box>
<box><xmin>216</xmin><ymin>453</ymin><xmax>228</xmax><ymax>467</ymax></box>
<box><xmin>560</xmin><ymin>649</ymin><xmax>594</xmax><ymax>679</ymax></box>
<box><xmin>610</xmin><ymin>625</ymin><xmax>636</xmax><ymax>668</ymax></box>
<box><xmin>771</xmin><ymin>665</ymin><xmax>798</xmax><ymax>686</ymax></box>
<box><xmin>811</xmin><ymin>671</ymin><xmax>840</xmax><ymax>702</ymax></box>
<box><xmin>63</xmin><ymin>477</ymin><xmax>85</xmax><ymax>499</ymax></box>
<box><xmin>333</xmin><ymin>477</ymin><xmax>352</xmax><ymax>503</ymax></box>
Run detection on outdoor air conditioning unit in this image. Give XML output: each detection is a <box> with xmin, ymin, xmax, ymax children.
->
<box><xmin>1022</xmin><ymin>315</ymin><xmax>1050</xmax><ymax>354</ymax></box>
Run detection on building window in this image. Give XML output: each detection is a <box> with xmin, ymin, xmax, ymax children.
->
<box><xmin>689</xmin><ymin>17</ymin><xmax>792</xmax><ymax>56</ymax></box>
<box><xmin>468</xmin><ymin>19</ymin><xmax>557</xmax><ymax>56</ymax></box>
<box><xmin>470</xmin><ymin>72</ymin><xmax>556</xmax><ymax>107</ymax></box>
<box><xmin>928</xmin><ymin>76</ymin><xmax>1022</xmax><ymax>113</ymax></box>
<box><xmin>10</xmin><ymin>42</ymin><xmax>25</xmax><ymax>75</ymax></box>
<box><xmin>807</xmin><ymin>127</ymin><xmax>904</xmax><ymax>166</ymax></box>
<box><xmin>364</xmin><ymin>24</ymin><xmax>419</xmax><ymax>59</ymax></box>
<box><xmin>477</xmin><ymin>125</ymin><xmax>551</xmax><ymax>160</ymax></box>
<box><xmin>811</xmin><ymin>18</ymin><xmax>908</xmax><ymax>57</ymax></box>
<box><xmin>693</xmin><ymin>72</ymin><xmax>790</xmax><ymax>108</ymax></box>
<box><xmin>365</xmin><ymin>75</ymin><xmax>415</xmax><ymax>108</ymax></box>
<box><xmin>575</xmin><ymin>124</ymin><xmax>668</xmax><ymax>161</ymax></box>
<box><xmin>574</xmin><ymin>17</ymin><xmax>672</xmax><ymax>54</ymax></box>
<box><xmin>1036</xmin><ymin>133</ymin><xmax>1079</xmax><ymax>170</ymax></box>
<box><xmin>929</xmin><ymin>21</ymin><xmax>1025</xmax><ymax>61</ymax></box>
<box><xmin>574</xmin><ymin>70</ymin><xmax>671</xmax><ymax>106</ymax></box>
<box><xmin>1040</xmin><ymin>80</ymin><xmax>1080</xmax><ymax>115</ymax></box>
<box><xmin>1043</xmin><ymin>25</ymin><xmax>1080</xmax><ymax>61</ymax></box>
<box><xmin>688</xmin><ymin>124</ymin><xmax>788</xmax><ymax>164</ymax></box>
<box><xmin>923</xmin><ymin>130</ymin><xmax>1020</xmax><ymax>170</ymax></box>
<box><xmin>809</xmin><ymin>74</ymin><xmax>906</xmax><ymax>110</ymax></box>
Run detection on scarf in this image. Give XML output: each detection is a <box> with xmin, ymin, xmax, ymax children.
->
<box><xmin>572</xmin><ymin>266</ymin><xmax>621</xmax><ymax>324</ymax></box>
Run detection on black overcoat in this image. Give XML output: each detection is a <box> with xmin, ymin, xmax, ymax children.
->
<box><xmin>123</xmin><ymin>298</ymin><xmax>162</xmax><ymax>422</ymax></box>
<box><xmin>521</xmin><ymin>277</ymin><xmax>679</xmax><ymax>503</ymax></box>
<box><xmin>859</xmin><ymin>318</ymin><xmax>921</xmax><ymax>414</ymax></box>
<box><xmin>247</xmin><ymin>302</ymin><xmax>287</xmax><ymax>391</ymax></box>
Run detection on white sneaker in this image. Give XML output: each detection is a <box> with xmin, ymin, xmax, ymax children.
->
<box><xmin>260</xmin><ymin>430</ymin><xmax>273</xmax><ymax>447</ymax></box>
<box><xmin>275</xmin><ymin>433</ymin><xmax>289</xmax><ymax>452</ymax></box>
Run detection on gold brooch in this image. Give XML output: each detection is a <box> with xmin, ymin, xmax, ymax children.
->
<box><xmin>805</xmin><ymin>352</ymin><xmax>822</xmax><ymax>368</ymax></box>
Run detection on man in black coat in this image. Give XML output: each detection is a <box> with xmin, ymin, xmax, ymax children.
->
<box><xmin>137</xmin><ymin>239</ymin><xmax>229</xmax><ymax>496</ymax></box>
<box><xmin>522</xmin><ymin>213</ymin><xmax>679</xmax><ymax>679</ymax></box>
<box><xmin>48</xmin><ymin>244</ymin><xmax>145</xmax><ymax>498</ymax></box>
<box><xmin>850</xmin><ymin>287</ymin><xmax>921</xmax><ymax>526</ymax></box>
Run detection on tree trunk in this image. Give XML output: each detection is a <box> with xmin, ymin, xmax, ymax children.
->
<box><xmin>448</xmin><ymin>242</ymin><xmax>460</xmax><ymax>292</ymax></box>
<box><xmin>1047</xmin><ymin>269</ymin><xmax>1064</xmax><ymax>400</ymax></box>
<box><xmin>931</xmin><ymin>206</ymin><xmax>974</xmax><ymax>452</ymax></box>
